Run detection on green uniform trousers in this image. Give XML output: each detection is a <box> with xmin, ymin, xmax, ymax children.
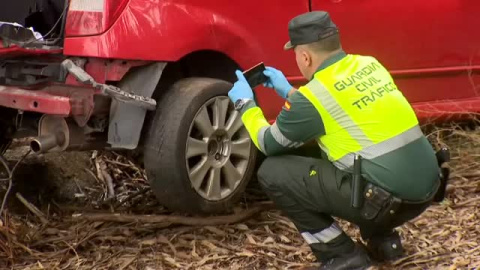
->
<box><xmin>257</xmin><ymin>154</ymin><xmax>431</xmax><ymax>262</ymax></box>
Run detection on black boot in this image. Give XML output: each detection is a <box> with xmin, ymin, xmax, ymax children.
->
<box><xmin>366</xmin><ymin>230</ymin><xmax>403</xmax><ymax>262</ymax></box>
<box><xmin>319</xmin><ymin>244</ymin><xmax>372</xmax><ymax>270</ymax></box>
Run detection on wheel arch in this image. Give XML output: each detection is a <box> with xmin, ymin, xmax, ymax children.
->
<box><xmin>108</xmin><ymin>50</ymin><xmax>242</xmax><ymax>150</ymax></box>
<box><xmin>152</xmin><ymin>50</ymin><xmax>241</xmax><ymax>101</ymax></box>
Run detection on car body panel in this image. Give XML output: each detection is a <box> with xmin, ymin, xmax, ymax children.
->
<box><xmin>263</xmin><ymin>0</ymin><xmax>480</xmax><ymax>122</ymax></box>
<box><xmin>1</xmin><ymin>0</ymin><xmax>479</xmax><ymax>128</ymax></box>
<box><xmin>63</xmin><ymin>0</ymin><xmax>309</xmax><ymax>77</ymax></box>
<box><xmin>310</xmin><ymin>0</ymin><xmax>480</xmax><ymax>102</ymax></box>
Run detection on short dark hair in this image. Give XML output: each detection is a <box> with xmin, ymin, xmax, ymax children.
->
<box><xmin>306</xmin><ymin>34</ymin><xmax>341</xmax><ymax>53</ymax></box>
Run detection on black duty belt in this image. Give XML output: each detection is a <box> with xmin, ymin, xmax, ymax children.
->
<box><xmin>350</xmin><ymin>147</ymin><xmax>450</xmax><ymax>224</ymax></box>
<box><xmin>360</xmin><ymin>181</ymin><xmax>438</xmax><ymax>223</ymax></box>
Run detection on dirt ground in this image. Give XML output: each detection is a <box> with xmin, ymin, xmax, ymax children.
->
<box><xmin>0</xmin><ymin>125</ymin><xmax>479</xmax><ymax>270</ymax></box>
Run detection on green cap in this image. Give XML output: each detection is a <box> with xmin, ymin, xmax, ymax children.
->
<box><xmin>284</xmin><ymin>11</ymin><xmax>339</xmax><ymax>50</ymax></box>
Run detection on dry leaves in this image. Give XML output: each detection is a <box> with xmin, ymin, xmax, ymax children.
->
<box><xmin>0</xmin><ymin>125</ymin><xmax>479</xmax><ymax>269</ymax></box>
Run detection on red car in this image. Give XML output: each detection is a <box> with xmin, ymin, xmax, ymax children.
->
<box><xmin>0</xmin><ymin>0</ymin><xmax>478</xmax><ymax>214</ymax></box>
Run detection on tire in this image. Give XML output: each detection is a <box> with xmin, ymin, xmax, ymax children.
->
<box><xmin>143</xmin><ymin>78</ymin><xmax>257</xmax><ymax>214</ymax></box>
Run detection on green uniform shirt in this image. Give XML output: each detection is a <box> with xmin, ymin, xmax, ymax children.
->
<box><xmin>241</xmin><ymin>51</ymin><xmax>439</xmax><ymax>200</ymax></box>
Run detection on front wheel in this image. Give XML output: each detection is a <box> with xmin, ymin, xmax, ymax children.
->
<box><xmin>143</xmin><ymin>78</ymin><xmax>257</xmax><ymax>214</ymax></box>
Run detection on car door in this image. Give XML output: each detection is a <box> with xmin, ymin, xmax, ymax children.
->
<box><xmin>310</xmin><ymin>0</ymin><xmax>480</xmax><ymax>105</ymax></box>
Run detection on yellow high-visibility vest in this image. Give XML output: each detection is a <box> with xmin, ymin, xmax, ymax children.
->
<box><xmin>299</xmin><ymin>54</ymin><xmax>421</xmax><ymax>170</ymax></box>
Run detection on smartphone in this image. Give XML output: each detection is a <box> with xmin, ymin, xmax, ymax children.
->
<box><xmin>243</xmin><ymin>62</ymin><xmax>268</xmax><ymax>88</ymax></box>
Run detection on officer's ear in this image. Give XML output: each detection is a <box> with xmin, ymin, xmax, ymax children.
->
<box><xmin>296</xmin><ymin>46</ymin><xmax>313</xmax><ymax>67</ymax></box>
<box><xmin>303</xmin><ymin>50</ymin><xmax>313</xmax><ymax>67</ymax></box>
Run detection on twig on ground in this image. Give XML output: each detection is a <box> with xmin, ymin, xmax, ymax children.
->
<box><xmin>0</xmin><ymin>155</ymin><xmax>10</xmax><ymax>182</ymax></box>
<box><xmin>452</xmin><ymin>172</ymin><xmax>480</xmax><ymax>179</ymax></box>
<box><xmin>118</xmin><ymin>256</ymin><xmax>137</xmax><ymax>270</ymax></box>
<box><xmin>74</xmin><ymin>202</ymin><xmax>274</xmax><ymax>226</ymax></box>
<box><xmin>113</xmin><ymin>187</ymin><xmax>150</xmax><ymax>209</ymax></box>
<box><xmin>15</xmin><ymin>193</ymin><xmax>48</xmax><ymax>225</ymax></box>
<box><xmin>72</xmin><ymin>178</ymin><xmax>85</xmax><ymax>197</ymax></box>
<box><xmin>101</xmin><ymin>168</ymin><xmax>115</xmax><ymax>199</ymax></box>
<box><xmin>0</xmin><ymin>150</ymin><xmax>31</xmax><ymax>222</ymax></box>
<box><xmin>94</xmin><ymin>154</ymin><xmax>105</xmax><ymax>182</ymax></box>
<box><xmin>452</xmin><ymin>196</ymin><xmax>480</xmax><ymax>208</ymax></box>
<box><xmin>0</xmin><ymin>156</ymin><xmax>12</xmax><ymax>224</ymax></box>
<box><xmin>3</xmin><ymin>124</ymin><xmax>480</xmax><ymax>269</ymax></box>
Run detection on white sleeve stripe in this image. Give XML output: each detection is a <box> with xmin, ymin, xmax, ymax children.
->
<box><xmin>270</xmin><ymin>122</ymin><xmax>294</xmax><ymax>147</ymax></box>
<box><xmin>257</xmin><ymin>126</ymin><xmax>269</xmax><ymax>154</ymax></box>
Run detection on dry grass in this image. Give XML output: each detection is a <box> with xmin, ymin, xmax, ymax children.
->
<box><xmin>0</xmin><ymin>124</ymin><xmax>479</xmax><ymax>270</ymax></box>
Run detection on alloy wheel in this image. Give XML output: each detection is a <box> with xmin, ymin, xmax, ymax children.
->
<box><xmin>186</xmin><ymin>96</ymin><xmax>252</xmax><ymax>201</ymax></box>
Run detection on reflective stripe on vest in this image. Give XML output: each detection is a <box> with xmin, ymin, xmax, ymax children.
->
<box><xmin>298</xmin><ymin>54</ymin><xmax>420</xmax><ymax>169</ymax></box>
<box><xmin>335</xmin><ymin>125</ymin><xmax>423</xmax><ymax>170</ymax></box>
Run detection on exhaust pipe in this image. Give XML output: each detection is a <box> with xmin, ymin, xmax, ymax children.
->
<box><xmin>30</xmin><ymin>115</ymin><xmax>69</xmax><ymax>153</ymax></box>
<box><xmin>30</xmin><ymin>115</ymin><xmax>109</xmax><ymax>153</ymax></box>
<box><xmin>30</xmin><ymin>133</ymin><xmax>66</xmax><ymax>153</ymax></box>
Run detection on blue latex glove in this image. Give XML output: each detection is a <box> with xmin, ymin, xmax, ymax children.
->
<box><xmin>228</xmin><ymin>70</ymin><xmax>254</xmax><ymax>103</ymax></box>
<box><xmin>263</xmin><ymin>66</ymin><xmax>293</xmax><ymax>99</ymax></box>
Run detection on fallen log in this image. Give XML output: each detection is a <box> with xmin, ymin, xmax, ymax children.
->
<box><xmin>72</xmin><ymin>202</ymin><xmax>275</xmax><ymax>226</ymax></box>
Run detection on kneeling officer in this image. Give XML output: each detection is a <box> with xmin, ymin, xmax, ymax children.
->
<box><xmin>228</xmin><ymin>11</ymin><xmax>442</xmax><ymax>270</ymax></box>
